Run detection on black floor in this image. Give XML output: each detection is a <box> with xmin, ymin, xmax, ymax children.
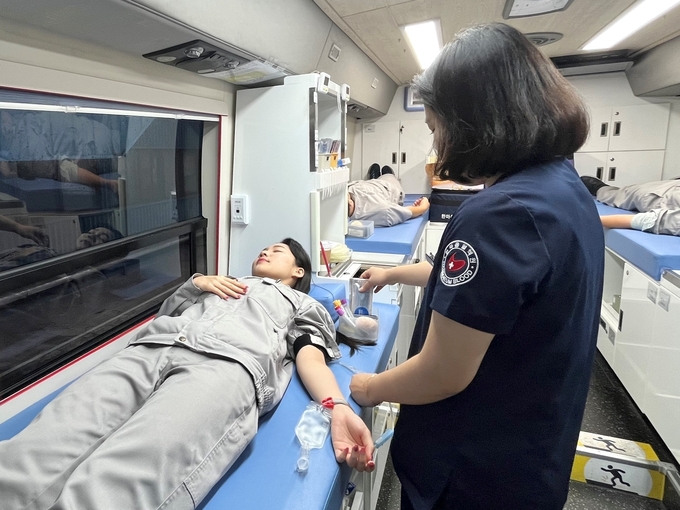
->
<box><xmin>375</xmin><ymin>352</ymin><xmax>680</xmax><ymax>510</ymax></box>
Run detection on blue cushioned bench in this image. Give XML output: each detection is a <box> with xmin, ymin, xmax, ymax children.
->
<box><xmin>345</xmin><ymin>194</ymin><xmax>428</xmax><ymax>256</ymax></box>
<box><xmin>596</xmin><ymin>202</ymin><xmax>680</xmax><ymax>281</ymax></box>
<box><xmin>0</xmin><ymin>302</ymin><xmax>400</xmax><ymax>510</ymax></box>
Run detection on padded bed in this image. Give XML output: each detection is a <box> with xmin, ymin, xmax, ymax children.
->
<box><xmin>596</xmin><ymin>202</ymin><xmax>680</xmax><ymax>281</ymax></box>
<box><xmin>0</xmin><ymin>287</ymin><xmax>400</xmax><ymax>510</ymax></box>
<box><xmin>345</xmin><ymin>194</ymin><xmax>429</xmax><ymax>256</ymax></box>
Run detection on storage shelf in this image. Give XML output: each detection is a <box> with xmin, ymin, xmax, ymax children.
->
<box><xmin>314</xmin><ymin>167</ymin><xmax>348</xmax><ymax>194</ymax></box>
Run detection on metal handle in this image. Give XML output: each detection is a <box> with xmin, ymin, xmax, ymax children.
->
<box><xmin>618</xmin><ymin>309</ymin><xmax>624</xmax><ymax>332</ymax></box>
<box><xmin>613</xmin><ymin>121</ymin><xmax>621</xmax><ymax>136</ymax></box>
<box><xmin>392</xmin><ymin>152</ymin><xmax>397</xmax><ymax>164</ymax></box>
<box><xmin>609</xmin><ymin>167</ymin><xmax>616</xmax><ymax>181</ymax></box>
<box><xmin>401</xmin><ymin>152</ymin><xmax>406</xmax><ymax>164</ymax></box>
<box><xmin>600</xmin><ymin>122</ymin><xmax>608</xmax><ymax>137</ymax></box>
<box><xmin>596</xmin><ymin>167</ymin><xmax>603</xmax><ymax>179</ymax></box>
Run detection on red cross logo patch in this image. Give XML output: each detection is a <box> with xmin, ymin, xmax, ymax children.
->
<box><xmin>440</xmin><ymin>240</ymin><xmax>479</xmax><ymax>287</ymax></box>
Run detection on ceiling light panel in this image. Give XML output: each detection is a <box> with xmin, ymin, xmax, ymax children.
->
<box><xmin>403</xmin><ymin>19</ymin><xmax>443</xmax><ymax>70</ymax></box>
<box><xmin>583</xmin><ymin>0</ymin><xmax>680</xmax><ymax>51</ymax></box>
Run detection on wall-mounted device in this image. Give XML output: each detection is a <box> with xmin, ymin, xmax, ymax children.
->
<box><xmin>230</xmin><ymin>194</ymin><xmax>249</xmax><ymax>225</ymax></box>
<box><xmin>317</xmin><ymin>72</ymin><xmax>331</xmax><ymax>94</ymax></box>
<box><xmin>143</xmin><ymin>40</ymin><xmax>250</xmax><ymax>76</ymax></box>
<box><xmin>341</xmin><ymin>84</ymin><xmax>351</xmax><ymax>102</ymax></box>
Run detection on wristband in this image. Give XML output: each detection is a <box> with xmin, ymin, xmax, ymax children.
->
<box><xmin>321</xmin><ymin>397</ymin><xmax>351</xmax><ymax>410</ymax></box>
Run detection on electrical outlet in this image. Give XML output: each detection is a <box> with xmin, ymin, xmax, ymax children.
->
<box><xmin>231</xmin><ymin>194</ymin><xmax>249</xmax><ymax>225</ymax></box>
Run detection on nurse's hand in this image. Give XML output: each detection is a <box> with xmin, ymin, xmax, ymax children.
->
<box><xmin>331</xmin><ymin>405</ymin><xmax>375</xmax><ymax>472</ymax></box>
<box><xmin>358</xmin><ymin>267</ymin><xmax>390</xmax><ymax>293</ymax></box>
<box><xmin>193</xmin><ymin>275</ymin><xmax>248</xmax><ymax>299</ymax></box>
<box><xmin>350</xmin><ymin>373</ymin><xmax>378</xmax><ymax>407</ymax></box>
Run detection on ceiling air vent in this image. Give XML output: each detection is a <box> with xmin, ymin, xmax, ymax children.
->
<box><xmin>526</xmin><ymin>32</ymin><xmax>563</xmax><ymax>46</ymax></box>
<box><xmin>143</xmin><ymin>40</ymin><xmax>250</xmax><ymax>75</ymax></box>
<box><xmin>329</xmin><ymin>44</ymin><xmax>341</xmax><ymax>62</ymax></box>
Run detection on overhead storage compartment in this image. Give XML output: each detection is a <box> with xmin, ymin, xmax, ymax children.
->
<box><xmin>0</xmin><ymin>0</ymin><xmax>397</xmax><ymax>116</ymax></box>
<box><xmin>315</xmin><ymin>24</ymin><xmax>396</xmax><ymax>118</ymax></box>
<box><xmin>130</xmin><ymin>0</ymin><xmax>397</xmax><ymax>115</ymax></box>
<box><xmin>627</xmin><ymin>35</ymin><xmax>680</xmax><ymax>97</ymax></box>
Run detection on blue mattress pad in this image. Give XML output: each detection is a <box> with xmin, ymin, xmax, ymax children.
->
<box><xmin>596</xmin><ymin>202</ymin><xmax>680</xmax><ymax>280</ymax></box>
<box><xmin>345</xmin><ymin>194</ymin><xmax>429</xmax><ymax>256</ymax></box>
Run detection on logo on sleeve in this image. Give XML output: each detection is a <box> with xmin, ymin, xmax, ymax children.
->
<box><xmin>440</xmin><ymin>240</ymin><xmax>479</xmax><ymax>287</ymax></box>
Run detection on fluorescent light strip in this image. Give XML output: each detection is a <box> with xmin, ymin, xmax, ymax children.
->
<box><xmin>0</xmin><ymin>102</ymin><xmax>219</xmax><ymax>121</ymax></box>
<box><xmin>404</xmin><ymin>20</ymin><xmax>442</xmax><ymax>69</ymax></box>
<box><xmin>583</xmin><ymin>0</ymin><xmax>680</xmax><ymax>50</ymax></box>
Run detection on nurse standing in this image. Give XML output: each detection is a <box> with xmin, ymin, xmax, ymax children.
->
<box><xmin>350</xmin><ymin>23</ymin><xmax>604</xmax><ymax>510</ymax></box>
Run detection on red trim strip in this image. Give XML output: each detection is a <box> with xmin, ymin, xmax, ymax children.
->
<box><xmin>0</xmin><ymin>316</ymin><xmax>154</xmax><ymax>407</ymax></box>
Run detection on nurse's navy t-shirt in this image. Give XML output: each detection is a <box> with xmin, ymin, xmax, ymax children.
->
<box><xmin>391</xmin><ymin>159</ymin><xmax>604</xmax><ymax>510</ymax></box>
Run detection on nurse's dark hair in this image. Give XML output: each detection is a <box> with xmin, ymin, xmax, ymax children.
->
<box><xmin>413</xmin><ymin>23</ymin><xmax>589</xmax><ymax>183</ymax></box>
<box><xmin>281</xmin><ymin>237</ymin><xmax>376</xmax><ymax>355</ymax></box>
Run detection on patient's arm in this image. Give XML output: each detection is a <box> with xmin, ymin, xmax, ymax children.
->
<box><xmin>295</xmin><ymin>345</ymin><xmax>375</xmax><ymax>472</ymax></box>
<box><xmin>600</xmin><ymin>215</ymin><xmax>633</xmax><ymax>229</ymax></box>
<box><xmin>407</xmin><ymin>196</ymin><xmax>430</xmax><ymax>218</ymax></box>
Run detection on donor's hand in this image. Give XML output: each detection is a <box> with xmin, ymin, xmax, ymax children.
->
<box><xmin>193</xmin><ymin>275</ymin><xmax>248</xmax><ymax>299</ymax></box>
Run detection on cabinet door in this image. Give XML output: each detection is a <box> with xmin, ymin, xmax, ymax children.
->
<box><xmin>579</xmin><ymin>106</ymin><xmax>613</xmax><ymax>153</ymax></box>
<box><xmin>425</xmin><ymin>222</ymin><xmax>446</xmax><ymax>257</ymax></box>
<box><xmin>612</xmin><ymin>263</ymin><xmax>658</xmax><ymax>411</ymax></box>
<box><xmin>596</xmin><ymin>310</ymin><xmax>617</xmax><ymax>367</ymax></box>
<box><xmin>361</xmin><ymin>121</ymin><xmax>400</xmax><ymax>179</ymax></box>
<box><xmin>573</xmin><ymin>152</ymin><xmax>608</xmax><ymax>180</ymax></box>
<box><xmin>643</xmin><ymin>287</ymin><xmax>680</xmax><ymax>462</ymax></box>
<box><xmin>607</xmin><ymin>104</ymin><xmax>670</xmax><ymax>152</ymax></box>
<box><xmin>605</xmin><ymin>151</ymin><xmax>664</xmax><ymax>187</ymax></box>
<box><xmin>398</xmin><ymin>120</ymin><xmax>433</xmax><ymax>195</ymax></box>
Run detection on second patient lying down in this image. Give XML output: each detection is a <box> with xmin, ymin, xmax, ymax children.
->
<box><xmin>0</xmin><ymin>238</ymin><xmax>376</xmax><ymax>510</ymax></box>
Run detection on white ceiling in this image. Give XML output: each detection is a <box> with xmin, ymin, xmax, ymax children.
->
<box><xmin>312</xmin><ymin>0</ymin><xmax>680</xmax><ymax>84</ymax></box>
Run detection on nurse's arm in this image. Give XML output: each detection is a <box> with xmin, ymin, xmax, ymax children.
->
<box><xmin>351</xmin><ymin>311</ymin><xmax>494</xmax><ymax>405</ymax></box>
<box><xmin>359</xmin><ymin>261</ymin><xmax>431</xmax><ymax>292</ymax></box>
<box><xmin>295</xmin><ymin>345</ymin><xmax>375</xmax><ymax>472</ymax></box>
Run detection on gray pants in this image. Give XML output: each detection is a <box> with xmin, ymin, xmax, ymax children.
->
<box><xmin>597</xmin><ymin>180</ymin><xmax>680</xmax><ymax>235</ymax></box>
<box><xmin>0</xmin><ymin>345</ymin><xmax>258</xmax><ymax>510</ymax></box>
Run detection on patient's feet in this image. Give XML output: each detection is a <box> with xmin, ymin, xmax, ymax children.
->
<box><xmin>368</xmin><ymin>163</ymin><xmax>381</xmax><ymax>180</ymax></box>
<box><xmin>581</xmin><ymin>176</ymin><xmax>608</xmax><ymax>197</ymax></box>
<box><xmin>381</xmin><ymin>165</ymin><xmax>395</xmax><ymax>176</ymax></box>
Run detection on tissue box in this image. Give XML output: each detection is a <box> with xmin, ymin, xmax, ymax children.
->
<box><xmin>347</xmin><ymin>220</ymin><xmax>374</xmax><ymax>238</ymax></box>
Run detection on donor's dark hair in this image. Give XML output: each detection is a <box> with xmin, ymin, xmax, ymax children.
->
<box><xmin>281</xmin><ymin>237</ymin><xmax>376</xmax><ymax>355</ymax></box>
<box><xmin>281</xmin><ymin>238</ymin><xmax>312</xmax><ymax>294</ymax></box>
<box><xmin>413</xmin><ymin>23</ymin><xmax>589</xmax><ymax>183</ymax></box>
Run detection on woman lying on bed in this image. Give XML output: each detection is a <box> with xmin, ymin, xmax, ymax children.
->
<box><xmin>0</xmin><ymin>237</ymin><xmax>375</xmax><ymax>510</ymax></box>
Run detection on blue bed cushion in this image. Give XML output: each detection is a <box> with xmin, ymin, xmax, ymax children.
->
<box><xmin>346</xmin><ymin>194</ymin><xmax>429</xmax><ymax>255</ymax></box>
<box><xmin>596</xmin><ymin>201</ymin><xmax>680</xmax><ymax>280</ymax></box>
<box><xmin>309</xmin><ymin>282</ymin><xmax>346</xmax><ymax>322</ymax></box>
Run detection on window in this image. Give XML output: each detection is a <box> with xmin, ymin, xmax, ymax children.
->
<box><xmin>0</xmin><ymin>90</ymin><xmax>216</xmax><ymax>398</ymax></box>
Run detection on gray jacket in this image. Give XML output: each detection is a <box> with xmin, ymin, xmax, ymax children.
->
<box><xmin>128</xmin><ymin>275</ymin><xmax>341</xmax><ymax>414</ymax></box>
<box><xmin>349</xmin><ymin>173</ymin><xmax>412</xmax><ymax>227</ymax></box>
